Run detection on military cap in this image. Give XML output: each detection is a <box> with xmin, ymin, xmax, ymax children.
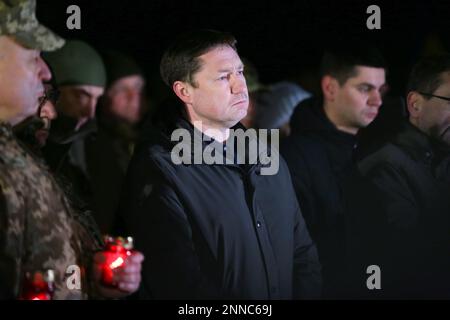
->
<box><xmin>0</xmin><ymin>0</ymin><xmax>64</xmax><ymax>51</ymax></box>
<box><xmin>43</xmin><ymin>40</ymin><xmax>107</xmax><ymax>87</ymax></box>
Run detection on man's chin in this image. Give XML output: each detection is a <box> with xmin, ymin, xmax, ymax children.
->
<box><xmin>363</xmin><ymin>112</ymin><xmax>378</xmax><ymax>124</ymax></box>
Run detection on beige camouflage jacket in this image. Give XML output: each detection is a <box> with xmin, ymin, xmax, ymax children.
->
<box><xmin>0</xmin><ymin>123</ymin><xmax>100</xmax><ymax>299</ymax></box>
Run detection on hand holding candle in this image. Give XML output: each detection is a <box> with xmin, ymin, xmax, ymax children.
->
<box><xmin>93</xmin><ymin>236</ymin><xmax>144</xmax><ymax>298</ymax></box>
<box><xmin>20</xmin><ymin>270</ymin><xmax>55</xmax><ymax>300</ymax></box>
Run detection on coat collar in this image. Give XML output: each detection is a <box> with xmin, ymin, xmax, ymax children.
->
<box><xmin>393</xmin><ymin>121</ymin><xmax>450</xmax><ymax>165</ymax></box>
<box><xmin>164</xmin><ymin>116</ymin><xmax>272</xmax><ymax>172</ymax></box>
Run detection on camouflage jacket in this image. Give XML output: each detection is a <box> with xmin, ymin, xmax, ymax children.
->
<box><xmin>0</xmin><ymin>123</ymin><xmax>101</xmax><ymax>299</ymax></box>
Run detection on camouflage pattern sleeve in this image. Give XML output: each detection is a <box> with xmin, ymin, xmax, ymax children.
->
<box><xmin>0</xmin><ymin>182</ymin><xmax>24</xmax><ymax>299</ymax></box>
<box><xmin>0</xmin><ymin>124</ymin><xmax>87</xmax><ymax>299</ymax></box>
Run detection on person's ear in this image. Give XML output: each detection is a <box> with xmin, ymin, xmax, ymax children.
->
<box><xmin>173</xmin><ymin>81</ymin><xmax>193</xmax><ymax>105</ymax></box>
<box><xmin>406</xmin><ymin>91</ymin><xmax>424</xmax><ymax>118</ymax></box>
<box><xmin>321</xmin><ymin>75</ymin><xmax>339</xmax><ymax>102</ymax></box>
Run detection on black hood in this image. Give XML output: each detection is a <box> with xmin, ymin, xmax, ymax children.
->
<box><xmin>135</xmin><ymin>95</ymin><xmax>184</xmax><ymax>151</ymax></box>
<box><xmin>290</xmin><ymin>96</ymin><xmax>337</xmax><ymax>134</ymax></box>
<box><xmin>290</xmin><ymin>96</ymin><xmax>356</xmax><ymax>146</ymax></box>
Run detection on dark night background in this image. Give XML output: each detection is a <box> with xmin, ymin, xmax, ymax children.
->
<box><xmin>36</xmin><ymin>0</ymin><xmax>450</xmax><ymax>99</ymax></box>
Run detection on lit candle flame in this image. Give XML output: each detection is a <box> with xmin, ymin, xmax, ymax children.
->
<box><xmin>110</xmin><ymin>257</ymin><xmax>124</xmax><ymax>269</ymax></box>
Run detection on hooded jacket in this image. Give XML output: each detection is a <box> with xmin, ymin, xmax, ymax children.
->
<box><xmin>281</xmin><ymin>97</ymin><xmax>357</xmax><ymax>297</ymax></box>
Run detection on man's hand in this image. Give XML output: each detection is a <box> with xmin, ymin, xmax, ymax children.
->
<box><xmin>92</xmin><ymin>250</ymin><xmax>144</xmax><ymax>299</ymax></box>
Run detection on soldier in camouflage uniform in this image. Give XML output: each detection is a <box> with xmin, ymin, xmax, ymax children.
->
<box><xmin>0</xmin><ymin>0</ymin><xmax>143</xmax><ymax>299</ymax></box>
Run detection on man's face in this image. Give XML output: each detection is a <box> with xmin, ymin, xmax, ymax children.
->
<box><xmin>35</xmin><ymin>83</ymin><xmax>58</xmax><ymax>146</ymax></box>
<box><xmin>0</xmin><ymin>36</ymin><xmax>51</xmax><ymax>125</ymax></box>
<box><xmin>106</xmin><ymin>75</ymin><xmax>144</xmax><ymax>124</ymax></box>
<box><xmin>331</xmin><ymin>66</ymin><xmax>386</xmax><ymax>133</ymax></box>
<box><xmin>185</xmin><ymin>45</ymin><xmax>249</xmax><ymax>129</ymax></box>
<box><xmin>415</xmin><ymin>72</ymin><xmax>450</xmax><ymax>145</ymax></box>
<box><xmin>57</xmin><ymin>85</ymin><xmax>104</xmax><ymax>130</ymax></box>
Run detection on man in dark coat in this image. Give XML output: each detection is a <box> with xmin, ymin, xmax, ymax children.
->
<box><xmin>347</xmin><ymin>55</ymin><xmax>450</xmax><ymax>298</ymax></box>
<box><xmin>281</xmin><ymin>41</ymin><xmax>386</xmax><ymax>298</ymax></box>
<box><xmin>119</xmin><ymin>29</ymin><xmax>322</xmax><ymax>299</ymax></box>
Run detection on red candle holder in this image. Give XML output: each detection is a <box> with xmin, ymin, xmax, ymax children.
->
<box><xmin>20</xmin><ymin>270</ymin><xmax>55</xmax><ymax>300</ymax></box>
<box><xmin>101</xmin><ymin>236</ymin><xmax>134</xmax><ymax>288</ymax></box>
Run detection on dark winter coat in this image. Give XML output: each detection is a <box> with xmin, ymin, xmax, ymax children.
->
<box><xmin>346</xmin><ymin>121</ymin><xmax>450</xmax><ymax>298</ymax></box>
<box><xmin>281</xmin><ymin>97</ymin><xmax>357</xmax><ymax>297</ymax></box>
<box><xmin>118</xmin><ymin>115</ymin><xmax>322</xmax><ymax>299</ymax></box>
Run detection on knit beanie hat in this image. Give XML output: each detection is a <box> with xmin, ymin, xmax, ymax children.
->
<box><xmin>43</xmin><ymin>39</ymin><xmax>106</xmax><ymax>87</ymax></box>
<box><xmin>101</xmin><ymin>50</ymin><xmax>143</xmax><ymax>88</ymax></box>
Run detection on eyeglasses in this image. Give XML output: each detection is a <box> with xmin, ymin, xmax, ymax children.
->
<box><xmin>38</xmin><ymin>88</ymin><xmax>60</xmax><ymax>107</ymax></box>
<box><xmin>418</xmin><ymin>91</ymin><xmax>450</xmax><ymax>102</ymax></box>
<box><xmin>37</xmin><ymin>87</ymin><xmax>60</xmax><ymax>117</ymax></box>
<box><xmin>44</xmin><ymin>88</ymin><xmax>60</xmax><ymax>105</ymax></box>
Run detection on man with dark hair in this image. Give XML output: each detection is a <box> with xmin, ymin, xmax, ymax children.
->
<box><xmin>159</xmin><ymin>30</ymin><xmax>237</xmax><ymax>89</ymax></box>
<box><xmin>319</xmin><ymin>44</ymin><xmax>386</xmax><ymax>86</ymax></box>
<box><xmin>349</xmin><ymin>55</ymin><xmax>450</xmax><ymax>298</ymax></box>
<box><xmin>119</xmin><ymin>29</ymin><xmax>322</xmax><ymax>299</ymax></box>
<box><xmin>281</xmin><ymin>39</ymin><xmax>386</xmax><ymax>298</ymax></box>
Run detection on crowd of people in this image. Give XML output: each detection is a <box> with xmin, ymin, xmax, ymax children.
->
<box><xmin>1</xmin><ymin>0</ymin><xmax>450</xmax><ymax>300</ymax></box>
